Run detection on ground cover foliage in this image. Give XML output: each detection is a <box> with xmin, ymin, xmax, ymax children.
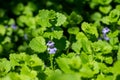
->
<box><xmin>0</xmin><ymin>0</ymin><xmax>120</xmax><ymax>80</ymax></box>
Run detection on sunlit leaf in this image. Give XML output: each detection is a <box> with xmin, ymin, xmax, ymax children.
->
<box><xmin>29</xmin><ymin>36</ymin><xmax>47</xmax><ymax>53</ymax></box>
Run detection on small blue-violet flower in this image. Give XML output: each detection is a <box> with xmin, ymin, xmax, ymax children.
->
<box><xmin>102</xmin><ymin>27</ymin><xmax>110</xmax><ymax>34</ymax></box>
<box><xmin>47</xmin><ymin>40</ymin><xmax>57</xmax><ymax>54</ymax></box>
<box><xmin>11</xmin><ymin>24</ymin><xmax>17</xmax><ymax>30</ymax></box>
<box><xmin>103</xmin><ymin>36</ymin><xmax>110</xmax><ymax>41</ymax></box>
<box><xmin>47</xmin><ymin>41</ymin><xmax>55</xmax><ymax>48</ymax></box>
<box><xmin>102</xmin><ymin>27</ymin><xmax>110</xmax><ymax>41</ymax></box>
<box><xmin>47</xmin><ymin>47</ymin><xmax>57</xmax><ymax>54</ymax></box>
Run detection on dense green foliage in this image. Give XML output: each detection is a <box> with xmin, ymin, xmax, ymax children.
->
<box><xmin>0</xmin><ymin>0</ymin><xmax>120</xmax><ymax>80</ymax></box>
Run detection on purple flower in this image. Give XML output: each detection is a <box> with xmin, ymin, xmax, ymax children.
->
<box><xmin>101</xmin><ymin>27</ymin><xmax>110</xmax><ymax>41</ymax></box>
<box><xmin>102</xmin><ymin>27</ymin><xmax>110</xmax><ymax>34</ymax></box>
<box><xmin>47</xmin><ymin>40</ymin><xmax>57</xmax><ymax>54</ymax></box>
<box><xmin>47</xmin><ymin>41</ymin><xmax>55</xmax><ymax>48</ymax></box>
<box><xmin>104</xmin><ymin>36</ymin><xmax>110</xmax><ymax>41</ymax></box>
<box><xmin>11</xmin><ymin>24</ymin><xmax>17</xmax><ymax>30</ymax></box>
<box><xmin>47</xmin><ymin>47</ymin><xmax>57</xmax><ymax>54</ymax></box>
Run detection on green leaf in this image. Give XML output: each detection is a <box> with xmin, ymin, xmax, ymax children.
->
<box><xmin>17</xmin><ymin>15</ymin><xmax>27</xmax><ymax>27</ymax></box>
<box><xmin>29</xmin><ymin>36</ymin><xmax>47</xmax><ymax>53</ymax></box>
<box><xmin>7</xmin><ymin>72</ymin><xmax>21</xmax><ymax>80</ymax></box>
<box><xmin>108</xmin><ymin>30</ymin><xmax>119</xmax><ymax>38</ymax></box>
<box><xmin>91</xmin><ymin>12</ymin><xmax>102</xmax><ymax>21</ymax></box>
<box><xmin>112</xmin><ymin>61</ymin><xmax>120</xmax><ymax>74</ymax></box>
<box><xmin>28</xmin><ymin>54</ymin><xmax>44</xmax><ymax>68</ymax></box>
<box><xmin>55</xmin><ymin>12</ymin><xmax>67</xmax><ymax>26</ymax></box>
<box><xmin>27</xmin><ymin>2</ymin><xmax>37</xmax><ymax>12</ymax></box>
<box><xmin>46</xmin><ymin>69</ymin><xmax>80</xmax><ymax>80</ymax></box>
<box><xmin>99</xmin><ymin>5</ymin><xmax>112</xmax><ymax>14</ymax></box>
<box><xmin>96</xmin><ymin>74</ymin><xmax>113</xmax><ymax>80</ymax></box>
<box><xmin>43</xmin><ymin>32</ymin><xmax>52</xmax><ymax>38</ymax></box>
<box><xmin>109</xmin><ymin>37</ymin><xmax>119</xmax><ymax>50</ymax></box>
<box><xmin>2</xmin><ymin>37</ymin><xmax>11</xmax><ymax>44</ymax></box>
<box><xmin>109</xmin><ymin>9</ymin><xmax>120</xmax><ymax>23</ymax></box>
<box><xmin>12</xmin><ymin>3</ymin><xmax>24</xmax><ymax>15</ymax></box>
<box><xmin>96</xmin><ymin>74</ymin><xmax>105</xmax><ymax>80</ymax></box>
<box><xmin>20</xmin><ymin>66</ymin><xmax>37</xmax><ymax>79</ymax></box>
<box><xmin>81</xmin><ymin>38</ymin><xmax>92</xmax><ymax>54</ymax></box>
<box><xmin>80</xmin><ymin>52</ymin><xmax>89</xmax><ymax>64</ymax></box>
<box><xmin>17</xmin><ymin>15</ymin><xmax>36</xmax><ymax>28</ymax></box>
<box><xmin>36</xmin><ymin>10</ymin><xmax>55</xmax><ymax>27</ymax></box>
<box><xmin>72</xmin><ymin>40</ymin><xmax>82</xmax><ymax>53</ymax></box>
<box><xmin>116</xmin><ymin>5</ymin><xmax>120</xmax><ymax>11</ymax></box>
<box><xmin>92</xmin><ymin>61</ymin><xmax>100</xmax><ymax>74</ymax></box>
<box><xmin>17</xmin><ymin>29</ymin><xmax>24</xmax><ymax>37</ymax></box>
<box><xmin>98</xmin><ymin>0</ymin><xmax>112</xmax><ymax>5</ymax></box>
<box><xmin>32</xmin><ymin>27</ymin><xmax>46</xmax><ymax>37</ymax></box>
<box><xmin>0</xmin><ymin>9</ymin><xmax>5</xmax><ymax>17</ymax></box>
<box><xmin>102</xmin><ymin>44</ymin><xmax>112</xmax><ymax>54</ymax></box>
<box><xmin>0</xmin><ymin>58</ymin><xmax>11</xmax><ymax>77</ymax></box>
<box><xmin>79</xmin><ymin>65</ymin><xmax>94</xmax><ymax>78</ymax></box>
<box><xmin>81</xmin><ymin>22</ymin><xmax>98</xmax><ymax>38</ymax></box>
<box><xmin>23</xmin><ymin>2</ymin><xmax>36</xmax><ymax>16</ymax></box>
<box><xmin>8</xmin><ymin>18</ymin><xmax>15</xmax><ymax>25</ymax></box>
<box><xmin>101</xmin><ymin>16</ymin><xmax>110</xmax><ymax>25</ymax></box>
<box><xmin>56</xmin><ymin>57</ymin><xmax>72</xmax><ymax>73</ymax></box>
<box><xmin>99</xmin><ymin>63</ymin><xmax>108</xmax><ymax>73</ymax></box>
<box><xmin>25</xmin><ymin>17</ymin><xmax>36</xmax><ymax>29</ymax></box>
<box><xmin>69</xmin><ymin>56</ymin><xmax>81</xmax><ymax>70</ymax></box>
<box><xmin>68</xmin><ymin>11</ymin><xmax>83</xmax><ymax>24</ymax></box>
<box><xmin>76</xmin><ymin>32</ymin><xmax>88</xmax><ymax>41</ymax></box>
<box><xmin>92</xmin><ymin>40</ymin><xmax>112</xmax><ymax>54</ymax></box>
<box><xmin>68</xmin><ymin>27</ymin><xmax>79</xmax><ymax>35</ymax></box>
<box><xmin>89</xmin><ymin>0</ymin><xmax>99</xmax><ymax>9</ymax></box>
<box><xmin>52</xmin><ymin>30</ymin><xmax>63</xmax><ymax>39</ymax></box>
<box><xmin>10</xmin><ymin>53</ymin><xmax>30</xmax><ymax>67</ymax></box>
<box><xmin>46</xmin><ymin>69</ymin><xmax>62</xmax><ymax>80</ymax></box>
<box><xmin>0</xmin><ymin>25</ymin><xmax>6</xmax><ymax>36</ymax></box>
<box><xmin>104</xmin><ymin>57</ymin><xmax>113</xmax><ymax>64</ymax></box>
<box><xmin>57</xmin><ymin>73</ymin><xmax>81</xmax><ymax>80</ymax></box>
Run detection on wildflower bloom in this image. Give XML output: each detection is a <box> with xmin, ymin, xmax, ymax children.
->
<box><xmin>47</xmin><ymin>47</ymin><xmax>57</xmax><ymax>54</ymax></box>
<box><xmin>102</xmin><ymin>27</ymin><xmax>110</xmax><ymax>41</ymax></box>
<box><xmin>102</xmin><ymin>27</ymin><xmax>110</xmax><ymax>34</ymax></box>
<box><xmin>47</xmin><ymin>40</ymin><xmax>57</xmax><ymax>54</ymax></box>
<box><xmin>47</xmin><ymin>41</ymin><xmax>55</xmax><ymax>48</ymax></box>
<box><xmin>104</xmin><ymin>36</ymin><xmax>110</xmax><ymax>41</ymax></box>
<box><xmin>11</xmin><ymin>24</ymin><xmax>17</xmax><ymax>30</ymax></box>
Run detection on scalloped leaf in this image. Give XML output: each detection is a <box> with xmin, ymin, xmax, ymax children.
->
<box><xmin>55</xmin><ymin>12</ymin><xmax>66</xmax><ymax>26</ymax></box>
<box><xmin>29</xmin><ymin>36</ymin><xmax>47</xmax><ymax>53</ymax></box>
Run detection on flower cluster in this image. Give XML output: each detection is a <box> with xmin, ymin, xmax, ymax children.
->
<box><xmin>47</xmin><ymin>41</ymin><xmax>57</xmax><ymax>54</ymax></box>
<box><xmin>102</xmin><ymin>27</ymin><xmax>110</xmax><ymax>41</ymax></box>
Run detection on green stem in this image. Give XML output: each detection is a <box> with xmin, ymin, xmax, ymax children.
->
<box><xmin>50</xmin><ymin>54</ymin><xmax>54</xmax><ymax>70</ymax></box>
<box><xmin>66</xmin><ymin>34</ymin><xmax>72</xmax><ymax>54</ymax></box>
